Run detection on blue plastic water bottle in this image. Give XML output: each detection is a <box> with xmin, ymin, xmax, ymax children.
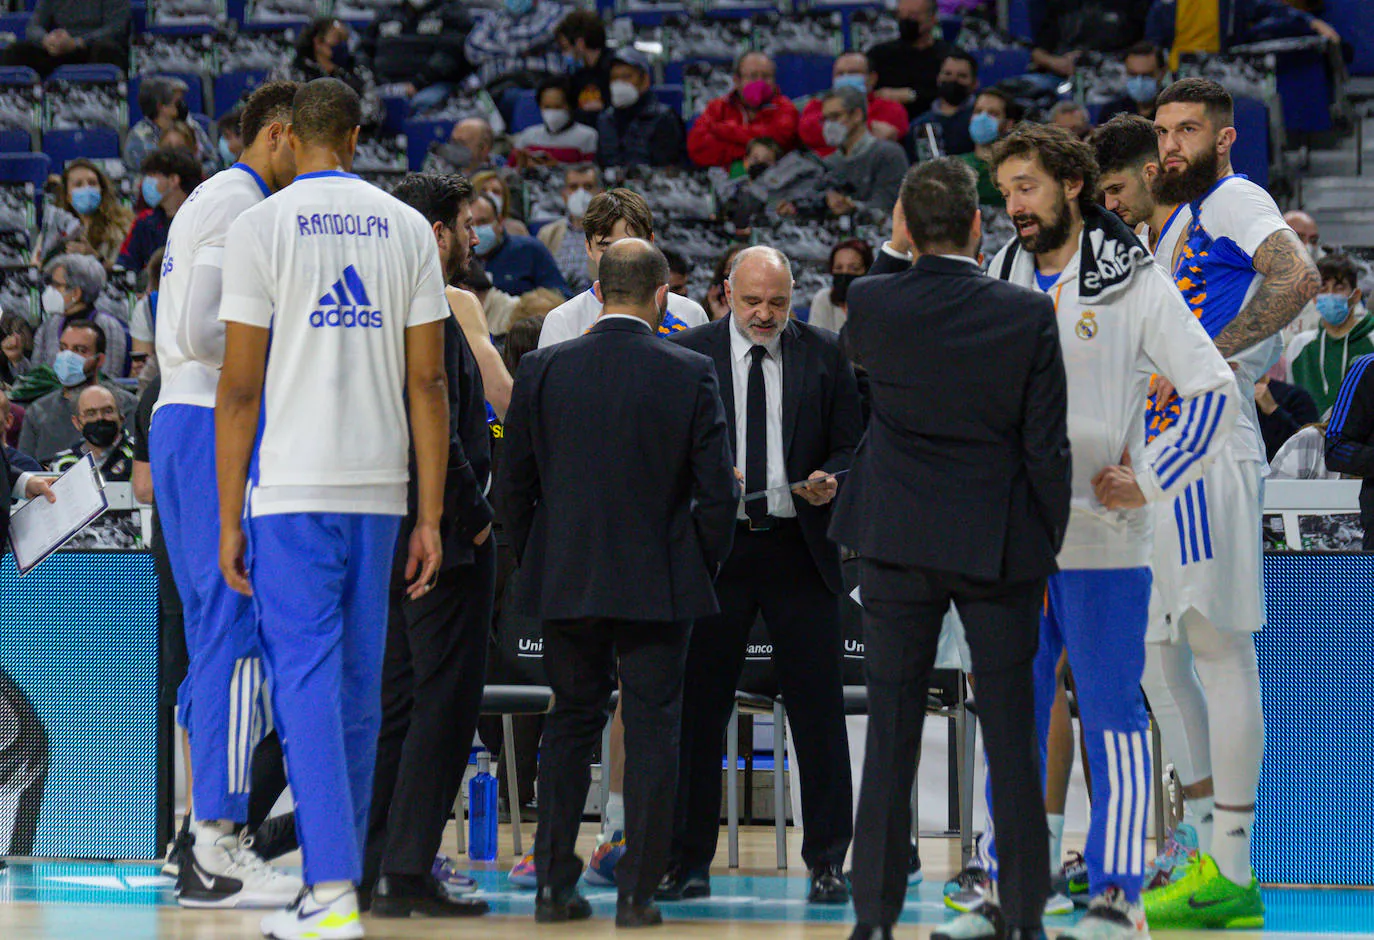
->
<box><xmin>469</xmin><ymin>750</ymin><xmax>498</xmax><ymax>861</ymax></box>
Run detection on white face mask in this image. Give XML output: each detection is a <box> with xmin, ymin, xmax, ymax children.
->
<box><xmin>566</xmin><ymin>187</ymin><xmax>594</xmax><ymax>219</ymax></box>
<box><xmin>541</xmin><ymin>108</ymin><xmax>571</xmax><ymax>133</ymax></box>
<box><xmin>42</xmin><ymin>285</ymin><xmax>68</xmax><ymax>316</ymax></box>
<box><xmin>822</xmin><ymin>119</ymin><xmax>849</xmax><ymax>148</ymax></box>
<box><xmin>609</xmin><ymin>80</ymin><xmax>640</xmax><ymax>109</ymax></box>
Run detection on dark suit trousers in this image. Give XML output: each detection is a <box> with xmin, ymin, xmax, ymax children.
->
<box><xmin>536</xmin><ymin>616</ymin><xmax>691</xmax><ymax>904</ymax></box>
<box><xmin>672</xmin><ymin>524</ymin><xmax>853</xmax><ymax>872</ymax></box>
<box><xmin>364</xmin><ymin>540</ymin><xmax>496</xmax><ymax>885</ymax></box>
<box><xmin>851</xmin><ymin>559</ymin><xmax>1048</xmax><ymax>930</ymax></box>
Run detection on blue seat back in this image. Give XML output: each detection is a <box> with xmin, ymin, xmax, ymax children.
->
<box><xmin>653</xmin><ymin>83</ymin><xmax>685</xmax><ymax>117</ymax></box>
<box><xmin>0</xmin><ymin>152</ymin><xmax>49</xmax><ymax>188</ymax></box>
<box><xmin>774</xmin><ymin>54</ymin><xmax>836</xmax><ymax>101</ymax></box>
<box><xmin>48</xmin><ymin>64</ymin><xmax>125</xmax><ymax>84</ymax></box>
<box><xmin>43</xmin><ymin>128</ymin><xmax>120</xmax><ymax>167</ymax></box>
<box><xmin>510</xmin><ymin>89</ymin><xmax>541</xmax><ymax>134</ymax></box>
<box><xmin>404</xmin><ymin>118</ymin><xmax>456</xmax><ymax>172</ymax></box>
<box><xmin>0</xmin><ymin>129</ymin><xmax>32</xmax><ymax>153</ymax></box>
<box><xmin>1230</xmin><ymin>96</ymin><xmax>1269</xmax><ymax>190</ymax></box>
<box><xmin>213</xmin><ymin>69</ymin><xmax>269</xmax><ymax>118</ymax></box>
<box><xmin>0</xmin><ymin>66</ymin><xmax>38</xmax><ymax>87</ymax></box>
<box><xmin>975</xmin><ymin>47</ymin><xmax>1031</xmax><ymax>87</ymax></box>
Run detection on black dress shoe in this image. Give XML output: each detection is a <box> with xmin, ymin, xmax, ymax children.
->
<box><xmin>848</xmin><ymin>924</ymin><xmax>894</xmax><ymax>940</ymax></box>
<box><xmin>654</xmin><ymin>865</ymin><xmax>710</xmax><ymax>901</ymax></box>
<box><xmin>372</xmin><ymin>874</ymin><xmax>490</xmax><ymax>918</ymax></box>
<box><xmin>808</xmin><ymin>863</ymin><xmax>851</xmax><ymax>904</ymax></box>
<box><xmin>535</xmin><ymin>886</ymin><xmax>594</xmax><ymax>923</ymax></box>
<box><xmin>616</xmin><ymin>899</ymin><xmax>663</xmax><ymax>928</ymax></box>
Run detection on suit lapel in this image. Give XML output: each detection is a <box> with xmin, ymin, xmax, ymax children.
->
<box><xmin>781</xmin><ymin>320</ymin><xmax>806</xmax><ymax>460</ymax></box>
<box><xmin>712</xmin><ymin>319</ymin><xmax>738</xmax><ymax>448</ymax></box>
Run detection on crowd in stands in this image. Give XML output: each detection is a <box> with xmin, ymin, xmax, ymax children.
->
<box><xmin>0</xmin><ymin>0</ymin><xmax>1366</xmax><ymax>500</ymax></box>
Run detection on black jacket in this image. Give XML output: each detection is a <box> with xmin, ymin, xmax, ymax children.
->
<box><xmin>596</xmin><ymin>93</ymin><xmax>683</xmax><ymax>168</ymax></box>
<box><xmin>1324</xmin><ymin>354</ymin><xmax>1374</xmax><ymax>544</ymax></box>
<box><xmin>829</xmin><ymin>252</ymin><xmax>1072</xmax><ymax>583</ymax></box>
<box><xmin>1259</xmin><ymin>378</ymin><xmax>1318</xmax><ymax>462</ymax></box>
<box><xmin>395</xmin><ymin>313</ymin><xmax>493</xmax><ymax>579</ymax></box>
<box><xmin>362</xmin><ymin>0</ymin><xmax>473</xmax><ymax>88</ymax></box>
<box><xmin>671</xmin><ymin>317</ymin><xmax>864</xmax><ymax>594</ymax></box>
<box><xmin>498</xmin><ymin>316</ymin><xmax>739</xmax><ymax>622</ymax></box>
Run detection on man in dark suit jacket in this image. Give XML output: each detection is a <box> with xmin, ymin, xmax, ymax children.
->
<box><xmin>498</xmin><ymin>239</ymin><xmax>738</xmax><ymax>927</ymax></box>
<box><xmin>832</xmin><ymin>161</ymin><xmax>1071</xmax><ymax>940</ymax></box>
<box><xmin>364</xmin><ymin>174</ymin><xmax>495</xmax><ymax>917</ymax></box>
<box><xmin>659</xmin><ymin>246</ymin><xmax>864</xmax><ymax>904</ymax></box>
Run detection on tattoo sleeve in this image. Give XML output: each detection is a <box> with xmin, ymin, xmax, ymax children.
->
<box><xmin>1213</xmin><ymin>228</ymin><xmax>1322</xmax><ymax>358</ymax></box>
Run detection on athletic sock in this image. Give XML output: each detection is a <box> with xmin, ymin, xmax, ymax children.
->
<box><xmin>1047</xmin><ymin>813</ymin><xmax>1066</xmax><ymax>872</ymax></box>
<box><xmin>1188</xmin><ymin>795</ymin><xmax>1215</xmax><ymax>854</ymax></box>
<box><xmin>603</xmin><ymin>792</ymin><xmax>625</xmax><ymax>836</ymax></box>
<box><xmin>194</xmin><ymin>819</ymin><xmax>235</xmax><ymax>847</ymax></box>
<box><xmin>1210</xmin><ymin>808</ymin><xmax>1254</xmax><ymax>886</ymax></box>
<box><xmin>311</xmin><ymin>881</ymin><xmax>354</xmax><ymax>904</ymax></box>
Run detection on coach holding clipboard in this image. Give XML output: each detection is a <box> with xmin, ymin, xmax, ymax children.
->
<box><xmin>832</xmin><ymin>159</ymin><xmax>1072</xmax><ymax>940</ymax></box>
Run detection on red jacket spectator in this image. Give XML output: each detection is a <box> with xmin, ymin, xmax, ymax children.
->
<box><xmin>798</xmin><ymin>94</ymin><xmax>910</xmax><ymax>158</ymax></box>
<box><xmin>687</xmin><ymin>89</ymin><xmax>800</xmax><ymax>168</ymax></box>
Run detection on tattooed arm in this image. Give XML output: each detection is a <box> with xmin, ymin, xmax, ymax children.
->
<box><xmin>1213</xmin><ymin>228</ymin><xmax>1321</xmax><ymax>358</ymax></box>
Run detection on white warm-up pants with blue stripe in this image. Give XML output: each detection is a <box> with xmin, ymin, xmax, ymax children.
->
<box><xmin>247</xmin><ymin>511</ymin><xmax>401</xmax><ymax>886</ymax></box>
<box><xmin>151</xmin><ymin>404</ymin><xmax>266</xmax><ymax>823</ymax></box>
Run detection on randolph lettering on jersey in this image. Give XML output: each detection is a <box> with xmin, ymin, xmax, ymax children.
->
<box><xmin>296</xmin><ymin>212</ymin><xmax>391</xmax><ymax>239</ymax></box>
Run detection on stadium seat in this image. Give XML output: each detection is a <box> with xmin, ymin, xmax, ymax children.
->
<box><xmin>0</xmin><ymin>13</ymin><xmax>31</xmax><ymax>40</ymax></box>
<box><xmin>0</xmin><ymin>129</ymin><xmax>31</xmax><ymax>153</ymax></box>
<box><xmin>509</xmin><ymin>89</ymin><xmax>540</xmax><ymax>134</ymax></box>
<box><xmin>129</xmin><ymin>71</ymin><xmax>205</xmax><ymax>126</ymax></box>
<box><xmin>1230</xmin><ymin>96</ymin><xmax>1270</xmax><ymax>190</ymax></box>
<box><xmin>130</xmin><ymin>1</ymin><xmax>148</xmax><ymax>33</ymax></box>
<box><xmin>974</xmin><ymin>47</ymin><xmax>1031</xmax><ymax>87</ymax></box>
<box><xmin>403</xmin><ymin>118</ymin><xmax>456</xmax><ymax>172</ymax></box>
<box><xmin>774</xmin><ymin>54</ymin><xmax>836</xmax><ymax>101</ymax></box>
<box><xmin>213</xmin><ymin>69</ymin><xmax>269</xmax><ymax>118</ymax></box>
<box><xmin>47</xmin><ymin>64</ymin><xmax>125</xmax><ymax>85</ymax></box>
<box><xmin>0</xmin><ymin>152</ymin><xmax>48</xmax><ymax>190</ymax></box>
<box><xmin>653</xmin><ymin>83</ymin><xmax>685</xmax><ymax>117</ymax></box>
<box><xmin>0</xmin><ymin>66</ymin><xmax>38</xmax><ymax>86</ymax></box>
<box><xmin>380</xmin><ymin>95</ymin><xmax>409</xmax><ymax>136</ymax></box>
<box><xmin>43</xmin><ymin>127</ymin><xmax>121</xmax><ymax>166</ymax></box>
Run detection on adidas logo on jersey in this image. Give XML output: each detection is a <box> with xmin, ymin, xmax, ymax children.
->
<box><xmin>310</xmin><ymin>265</ymin><xmax>383</xmax><ymax>329</ymax></box>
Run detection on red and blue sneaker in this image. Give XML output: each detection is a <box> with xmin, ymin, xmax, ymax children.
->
<box><xmin>584</xmin><ymin>830</ymin><xmax>625</xmax><ymax>887</ymax></box>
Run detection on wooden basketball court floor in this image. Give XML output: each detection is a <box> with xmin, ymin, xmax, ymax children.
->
<box><xmin>3</xmin><ymin>825</ymin><xmax>1372</xmax><ymax>940</ymax></box>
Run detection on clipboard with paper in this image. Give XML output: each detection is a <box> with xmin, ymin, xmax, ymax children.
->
<box><xmin>9</xmin><ymin>453</ymin><xmax>108</xmax><ymax>576</ymax></box>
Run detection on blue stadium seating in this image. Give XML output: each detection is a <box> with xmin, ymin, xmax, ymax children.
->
<box><xmin>510</xmin><ymin>89</ymin><xmax>541</xmax><ymax>134</ymax></box>
<box><xmin>129</xmin><ymin>72</ymin><xmax>205</xmax><ymax>126</ymax></box>
<box><xmin>213</xmin><ymin>69</ymin><xmax>269</xmax><ymax>118</ymax></box>
<box><xmin>43</xmin><ymin>128</ymin><xmax>120</xmax><ymax>167</ymax></box>
<box><xmin>404</xmin><ymin>118</ymin><xmax>456</xmax><ymax>172</ymax></box>
<box><xmin>654</xmin><ymin>83</ymin><xmax>686</xmax><ymax>117</ymax></box>
<box><xmin>0</xmin><ymin>152</ymin><xmax>49</xmax><ymax>190</ymax></box>
<box><xmin>0</xmin><ymin>12</ymin><xmax>31</xmax><ymax>39</ymax></box>
<box><xmin>974</xmin><ymin>47</ymin><xmax>1031</xmax><ymax>87</ymax></box>
<box><xmin>0</xmin><ymin>130</ymin><xmax>32</xmax><ymax>153</ymax></box>
<box><xmin>47</xmin><ymin>64</ymin><xmax>124</xmax><ymax>85</ymax></box>
<box><xmin>0</xmin><ymin>66</ymin><xmax>38</xmax><ymax>87</ymax></box>
<box><xmin>1230</xmin><ymin>96</ymin><xmax>1270</xmax><ymax>190</ymax></box>
<box><xmin>775</xmin><ymin>54</ymin><xmax>836</xmax><ymax>101</ymax></box>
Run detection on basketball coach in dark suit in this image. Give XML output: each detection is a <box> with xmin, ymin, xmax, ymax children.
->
<box><xmin>832</xmin><ymin>160</ymin><xmax>1071</xmax><ymax>940</ymax></box>
<box><xmin>659</xmin><ymin>246</ymin><xmax>864</xmax><ymax>905</ymax></box>
<box><xmin>498</xmin><ymin>239</ymin><xmax>739</xmax><ymax>928</ymax></box>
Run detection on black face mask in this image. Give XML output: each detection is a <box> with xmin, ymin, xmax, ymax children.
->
<box><xmin>831</xmin><ymin>272</ymin><xmax>858</xmax><ymax>305</ymax></box>
<box><xmin>82</xmin><ymin>419</ymin><xmax>119</xmax><ymax>449</ymax></box>
<box><xmin>937</xmin><ymin>81</ymin><xmax>970</xmax><ymax>107</ymax></box>
<box><xmin>898</xmin><ymin>18</ymin><xmax>924</xmax><ymax>42</ymax></box>
<box><xmin>747</xmin><ymin>162</ymin><xmax>770</xmax><ymax>180</ymax></box>
<box><xmin>174</xmin><ymin>99</ymin><xmax>189</xmax><ymax>121</ymax></box>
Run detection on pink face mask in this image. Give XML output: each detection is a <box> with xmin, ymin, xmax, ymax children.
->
<box><xmin>739</xmin><ymin>80</ymin><xmax>773</xmax><ymax>109</ymax></box>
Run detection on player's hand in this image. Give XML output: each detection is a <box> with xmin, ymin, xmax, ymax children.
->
<box><xmin>473</xmin><ymin>522</ymin><xmax>492</xmax><ymax>546</ymax></box>
<box><xmin>24</xmin><ymin>476</ymin><xmax>55</xmax><ymax>503</ymax></box>
<box><xmin>1312</xmin><ymin>19</ymin><xmax>1341</xmax><ymax>44</ymax></box>
<box><xmin>795</xmin><ymin>470</ymin><xmax>839</xmax><ymax>506</ymax></box>
<box><xmin>1092</xmin><ymin>460</ymin><xmax>1146</xmax><ymax>510</ymax></box>
<box><xmin>1151</xmin><ymin>375</ymin><xmax>1176</xmax><ymax>405</ymax></box>
<box><xmin>1255</xmin><ymin>377</ymin><xmax>1278</xmax><ymax>415</ymax></box>
<box><xmin>405</xmin><ymin>521</ymin><xmax>443</xmax><ymax>600</ymax></box>
<box><xmin>775</xmin><ymin>200</ymin><xmax>797</xmax><ymax>218</ymax></box>
<box><xmin>220</xmin><ymin>524</ymin><xmax>252</xmax><ymax>596</ymax></box>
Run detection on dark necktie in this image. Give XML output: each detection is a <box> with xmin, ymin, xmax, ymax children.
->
<box><xmin>746</xmin><ymin>344</ymin><xmax>769</xmax><ymax>526</ymax></box>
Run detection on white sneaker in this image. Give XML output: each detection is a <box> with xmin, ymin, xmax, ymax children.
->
<box><xmin>260</xmin><ymin>887</ymin><xmax>364</xmax><ymax>940</ymax></box>
<box><xmin>178</xmin><ymin>830</ymin><xmax>303</xmax><ymax>909</ymax></box>
<box><xmin>1059</xmin><ymin>886</ymin><xmax>1150</xmax><ymax>939</ymax></box>
<box><xmin>1045</xmin><ymin>890</ymin><xmax>1075</xmax><ymax>916</ymax></box>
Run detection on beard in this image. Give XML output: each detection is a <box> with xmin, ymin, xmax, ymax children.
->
<box><xmin>1154</xmin><ymin>144</ymin><xmax>1220</xmax><ymax>206</ymax></box>
<box><xmin>1013</xmin><ymin>190</ymin><xmax>1074</xmax><ymax>255</ymax></box>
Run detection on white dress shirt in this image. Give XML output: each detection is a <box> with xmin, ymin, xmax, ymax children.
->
<box><xmin>729</xmin><ymin>317</ymin><xmax>794</xmax><ymax>519</ymax></box>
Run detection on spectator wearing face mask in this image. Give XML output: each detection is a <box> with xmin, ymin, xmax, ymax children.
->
<box><xmin>910</xmin><ymin>50</ymin><xmax>979</xmax><ymax>157</ymax></box>
<box><xmin>805</xmin><ymin>87</ymin><xmax>909</xmax><ymax>224</ymax></box>
<box><xmin>1098</xmin><ymin>42</ymin><xmax>1168</xmax><ymax>123</ymax></box>
<box><xmin>799</xmin><ymin>53</ymin><xmax>911</xmax><ymax>158</ymax></box>
<box><xmin>19</xmin><ymin>320</ymin><xmax>136</xmax><ymax>464</ymax></box>
<box><xmin>958</xmin><ymin>88</ymin><xmax>1017</xmax><ymax>207</ymax></box>
<box><xmin>867</xmin><ymin>0</ymin><xmax>954</xmax><ymax>118</ymax></box>
<box><xmin>33</xmin><ymin>254</ymin><xmax>130</xmax><ymax>377</ymax></box>
<box><xmin>118</xmin><ymin>148</ymin><xmax>202</xmax><ymax>274</ymax></box>
<box><xmin>688</xmin><ymin>52</ymin><xmax>800</xmax><ymax>169</ymax></box>
<box><xmin>1</xmin><ymin>314</ymin><xmax>32</xmax><ymax>388</ymax></box>
<box><xmin>538</xmin><ymin>163</ymin><xmax>603</xmax><ymax>293</ymax></box>
<box><xmin>472</xmin><ymin>170</ymin><xmax>530</xmax><ymax>237</ymax></box>
<box><xmin>272</xmin><ymin>17</ymin><xmax>384</xmax><ymax>130</ymax></box>
<box><xmin>596</xmin><ymin>49</ymin><xmax>683</xmax><ymax>168</ymax></box>
<box><xmin>471</xmin><ymin>193</ymin><xmax>571</xmax><ymax>298</ymax></box>
<box><xmin>125</xmin><ymin>76</ymin><xmax>216</xmax><ymax>177</ymax></box>
<box><xmin>216</xmin><ymin>108</ymin><xmax>244</xmax><ymax>167</ymax></box>
<box><xmin>47</xmin><ymin>384</ymin><xmax>135</xmax><ymax>480</ymax></box>
<box><xmin>515</xmin><ymin>77</ymin><xmax>599</xmax><ymax>164</ymax></box>
<box><xmin>48</xmin><ymin>159</ymin><xmax>134</xmax><ymax>270</ymax></box>
<box><xmin>808</xmin><ymin>239</ymin><xmax>874</xmax><ymax>333</ymax></box>
<box><xmin>464</xmin><ymin>0</ymin><xmax>571</xmax><ymax>89</ymax></box>
<box><xmin>555</xmin><ymin>11</ymin><xmax>613</xmax><ymax>125</ymax></box>
<box><xmin>427</xmin><ymin>118</ymin><xmax>499</xmax><ymax>178</ymax></box>
<box><xmin>1287</xmin><ymin>254</ymin><xmax>1374</xmax><ymax>417</ymax></box>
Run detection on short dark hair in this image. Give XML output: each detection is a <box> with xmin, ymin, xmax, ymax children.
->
<box><xmin>1125</xmin><ymin>40</ymin><xmax>1165</xmax><ymax>69</ymax></box>
<box><xmin>598</xmin><ymin>241</ymin><xmax>668</xmax><ymax>306</ymax></box>
<box><xmin>217</xmin><ymin>107</ymin><xmax>243</xmax><ymax>136</ymax></box>
<box><xmin>536</xmin><ymin>76</ymin><xmax>573</xmax><ymax>107</ymax></box>
<box><xmin>1318</xmin><ymin>253</ymin><xmax>1360</xmax><ymax>291</ymax></box>
<box><xmin>943</xmin><ymin>49</ymin><xmax>978</xmax><ymax>78</ymax></box>
<box><xmin>501</xmin><ymin>315</ymin><xmax>544</xmax><ymax>373</ymax></box>
<box><xmin>1090</xmin><ymin>113</ymin><xmax>1160</xmax><ymax>176</ymax></box>
<box><xmin>297</xmin><ymin>16</ymin><xmax>341</xmax><ymax>63</ymax></box>
<box><xmin>1155</xmin><ymin>77</ymin><xmax>1234</xmax><ymax>128</ymax></box>
<box><xmin>61</xmin><ymin>318</ymin><xmax>106</xmax><ymax>355</ymax></box>
<box><xmin>975</xmin><ymin>87</ymin><xmax>1020</xmax><ymax>121</ymax></box>
<box><xmin>240</xmin><ymin>80</ymin><xmax>299</xmax><ymax>147</ymax></box>
<box><xmin>136</xmin><ymin>75</ymin><xmax>187</xmax><ymax>123</ymax></box>
<box><xmin>390</xmin><ymin>173</ymin><xmax>474</xmax><ymax>228</ymax></box>
<box><xmin>746</xmin><ymin>136</ymin><xmax>782</xmax><ymax>160</ymax></box>
<box><xmin>291</xmin><ymin>77</ymin><xmax>361</xmax><ymax>150</ymax></box>
<box><xmin>583</xmin><ymin>188</ymin><xmax>654</xmax><ymax>243</ymax></box>
<box><xmin>829</xmin><ymin>238</ymin><xmax>874</xmax><ymax>272</ymax></box>
<box><xmin>555</xmin><ymin>10</ymin><xmax>606</xmax><ymax>51</ymax></box>
<box><xmin>899</xmin><ymin>159</ymin><xmax>979</xmax><ymax>253</ymax></box>
<box><xmin>662</xmin><ymin>247</ymin><xmax>689</xmax><ymax>277</ymax></box>
<box><xmin>141</xmin><ymin>147</ymin><xmax>203</xmax><ymax>193</ymax></box>
<box><xmin>990</xmin><ymin>123</ymin><xmax>1100</xmax><ymax>213</ymax></box>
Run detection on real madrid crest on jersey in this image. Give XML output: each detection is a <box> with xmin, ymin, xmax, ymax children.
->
<box><xmin>1075</xmin><ymin>311</ymin><xmax>1097</xmax><ymax>340</ymax></box>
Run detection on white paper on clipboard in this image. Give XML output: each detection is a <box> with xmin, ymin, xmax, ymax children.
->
<box><xmin>8</xmin><ymin>453</ymin><xmax>107</xmax><ymax>575</ymax></box>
